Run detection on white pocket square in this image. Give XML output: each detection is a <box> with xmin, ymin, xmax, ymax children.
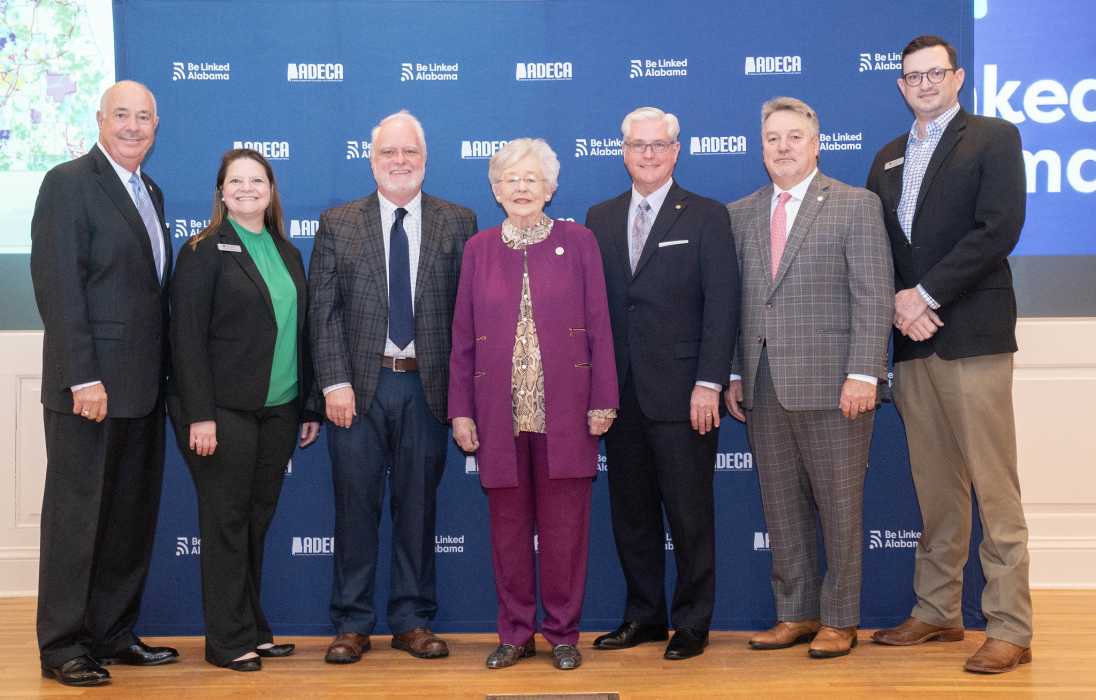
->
<box><xmin>658</xmin><ymin>239</ymin><xmax>689</xmax><ymax>248</ymax></box>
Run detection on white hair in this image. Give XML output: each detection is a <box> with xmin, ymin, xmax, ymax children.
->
<box><xmin>99</xmin><ymin>80</ymin><xmax>157</xmax><ymax>116</ymax></box>
<box><xmin>620</xmin><ymin>106</ymin><xmax>680</xmax><ymax>141</ymax></box>
<box><xmin>371</xmin><ymin>110</ymin><xmax>427</xmax><ymax>154</ymax></box>
<box><xmin>761</xmin><ymin>96</ymin><xmax>820</xmax><ymax>137</ymax></box>
<box><xmin>488</xmin><ymin>138</ymin><xmax>560</xmax><ymax>191</ymax></box>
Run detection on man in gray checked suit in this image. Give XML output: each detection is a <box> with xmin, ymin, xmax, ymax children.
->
<box><xmin>724</xmin><ymin>97</ymin><xmax>893</xmax><ymax>658</ymax></box>
<box><xmin>308</xmin><ymin>110</ymin><xmax>477</xmax><ymax>664</ymax></box>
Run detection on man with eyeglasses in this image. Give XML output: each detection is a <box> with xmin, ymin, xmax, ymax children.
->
<box><xmin>585</xmin><ymin>106</ymin><xmax>739</xmax><ymax>660</ymax></box>
<box><xmin>308</xmin><ymin>110</ymin><xmax>477</xmax><ymax>664</ymax></box>
<box><xmin>866</xmin><ymin>35</ymin><xmax>1032</xmax><ymax>674</ymax></box>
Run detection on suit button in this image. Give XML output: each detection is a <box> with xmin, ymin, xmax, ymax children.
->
<box><xmin>766</xmin><ymin>303</ymin><xmax>773</xmax><ymax>309</ymax></box>
<box><xmin>628</xmin><ymin>305</ymin><xmax>636</xmax><ymax>312</ymax></box>
<box><xmin>757</xmin><ymin>336</ymin><xmax>763</xmax><ymax>343</ymax></box>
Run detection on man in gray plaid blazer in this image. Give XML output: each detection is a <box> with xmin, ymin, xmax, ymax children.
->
<box><xmin>308</xmin><ymin>111</ymin><xmax>477</xmax><ymax>663</ymax></box>
<box><xmin>724</xmin><ymin>97</ymin><xmax>893</xmax><ymax>658</ymax></box>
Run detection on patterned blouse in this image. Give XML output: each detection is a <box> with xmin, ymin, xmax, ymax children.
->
<box><xmin>500</xmin><ymin>216</ymin><xmax>616</xmax><ymax>436</ymax></box>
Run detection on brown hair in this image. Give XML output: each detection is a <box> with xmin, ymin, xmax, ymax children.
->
<box><xmin>901</xmin><ymin>35</ymin><xmax>959</xmax><ymax>70</ymax></box>
<box><xmin>189</xmin><ymin>148</ymin><xmax>286</xmax><ymax>249</ymax></box>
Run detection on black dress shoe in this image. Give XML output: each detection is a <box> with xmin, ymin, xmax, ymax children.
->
<box><xmin>592</xmin><ymin>621</ymin><xmax>669</xmax><ymax>649</ymax></box>
<box><xmin>42</xmin><ymin>655</ymin><xmax>111</xmax><ymax>686</ymax></box>
<box><xmin>223</xmin><ymin>656</ymin><xmax>261</xmax><ymax>672</ymax></box>
<box><xmin>256</xmin><ymin>643</ymin><xmax>295</xmax><ymax>658</ymax></box>
<box><xmin>664</xmin><ymin>628</ymin><xmax>709</xmax><ymax>660</ymax></box>
<box><xmin>99</xmin><ymin>640</ymin><xmax>179</xmax><ymax>666</ymax></box>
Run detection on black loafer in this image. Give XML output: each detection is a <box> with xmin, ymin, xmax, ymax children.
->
<box><xmin>42</xmin><ymin>655</ymin><xmax>111</xmax><ymax>686</ymax></box>
<box><xmin>664</xmin><ymin>628</ymin><xmax>709</xmax><ymax>660</ymax></box>
<box><xmin>592</xmin><ymin>621</ymin><xmax>669</xmax><ymax>650</ymax></box>
<box><xmin>223</xmin><ymin>656</ymin><xmax>261</xmax><ymax>672</ymax></box>
<box><xmin>99</xmin><ymin>640</ymin><xmax>179</xmax><ymax>666</ymax></box>
<box><xmin>256</xmin><ymin>643</ymin><xmax>295</xmax><ymax>658</ymax></box>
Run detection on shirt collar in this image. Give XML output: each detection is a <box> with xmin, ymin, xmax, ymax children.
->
<box><xmin>97</xmin><ymin>141</ymin><xmax>141</xmax><ymax>181</ymax></box>
<box><xmin>908</xmin><ymin>102</ymin><xmax>960</xmax><ymax>143</ymax></box>
<box><xmin>630</xmin><ymin>177</ymin><xmax>674</xmax><ymax>215</ymax></box>
<box><xmin>378</xmin><ymin>190</ymin><xmax>422</xmax><ymax>222</ymax></box>
<box><xmin>772</xmin><ymin>168</ymin><xmax>818</xmax><ymax>203</ymax></box>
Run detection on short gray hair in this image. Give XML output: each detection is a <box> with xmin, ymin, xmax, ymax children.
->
<box><xmin>620</xmin><ymin>106</ymin><xmax>680</xmax><ymax>142</ymax></box>
<box><xmin>761</xmin><ymin>97</ymin><xmax>820</xmax><ymax>136</ymax></box>
<box><xmin>488</xmin><ymin>138</ymin><xmax>560</xmax><ymax>191</ymax></box>
<box><xmin>371</xmin><ymin>110</ymin><xmax>427</xmax><ymax>154</ymax></box>
<box><xmin>99</xmin><ymin>80</ymin><xmax>157</xmax><ymax>116</ymax></box>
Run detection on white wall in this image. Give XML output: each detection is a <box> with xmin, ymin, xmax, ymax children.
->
<box><xmin>2</xmin><ymin>322</ymin><xmax>1094</xmax><ymax>595</ymax></box>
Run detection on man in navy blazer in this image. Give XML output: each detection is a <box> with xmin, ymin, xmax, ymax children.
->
<box><xmin>866</xmin><ymin>35</ymin><xmax>1033</xmax><ymax>674</ymax></box>
<box><xmin>585</xmin><ymin>106</ymin><xmax>739</xmax><ymax>660</ymax></box>
<box><xmin>31</xmin><ymin>81</ymin><xmax>177</xmax><ymax>686</ymax></box>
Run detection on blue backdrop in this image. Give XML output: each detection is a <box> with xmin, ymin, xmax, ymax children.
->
<box><xmin>111</xmin><ymin>0</ymin><xmax>983</xmax><ymax>635</ymax></box>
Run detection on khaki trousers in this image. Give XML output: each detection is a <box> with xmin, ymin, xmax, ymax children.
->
<box><xmin>894</xmin><ymin>352</ymin><xmax>1032</xmax><ymax>647</ymax></box>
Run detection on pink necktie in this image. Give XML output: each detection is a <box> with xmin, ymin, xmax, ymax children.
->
<box><xmin>770</xmin><ymin>191</ymin><xmax>792</xmax><ymax>280</ymax></box>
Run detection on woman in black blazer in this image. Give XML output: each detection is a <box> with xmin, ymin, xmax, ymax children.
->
<box><xmin>169</xmin><ymin>148</ymin><xmax>320</xmax><ymax>671</ymax></box>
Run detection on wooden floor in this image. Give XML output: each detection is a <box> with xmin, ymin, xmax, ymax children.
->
<box><xmin>3</xmin><ymin>592</ymin><xmax>1095</xmax><ymax>698</ymax></box>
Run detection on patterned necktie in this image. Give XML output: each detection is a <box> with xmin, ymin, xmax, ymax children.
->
<box><xmin>388</xmin><ymin>207</ymin><xmax>414</xmax><ymax>349</ymax></box>
<box><xmin>129</xmin><ymin>173</ymin><xmax>163</xmax><ymax>283</ymax></box>
<box><xmin>770</xmin><ymin>191</ymin><xmax>792</xmax><ymax>280</ymax></box>
<box><xmin>630</xmin><ymin>199</ymin><xmax>652</xmax><ymax>273</ymax></box>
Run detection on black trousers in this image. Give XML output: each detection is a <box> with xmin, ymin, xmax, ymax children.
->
<box><xmin>37</xmin><ymin>406</ymin><xmax>165</xmax><ymax>668</ymax></box>
<box><xmin>603</xmin><ymin>377</ymin><xmax>717</xmax><ymax>631</ymax></box>
<box><xmin>169</xmin><ymin>398</ymin><xmax>298</xmax><ymax>666</ymax></box>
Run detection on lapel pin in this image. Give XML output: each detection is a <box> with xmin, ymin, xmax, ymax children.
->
<box><xmin>555</xmin><ymin>246</ymin><xmax>564</xmax><ymax>256</ymax></box>
<box><xmin>817</xmin><ymin>195</ymin><xmax>824</xmax><ymax>202</ymax></box>
<box><xmin>674</xmin><ymin>203</ymin><xmax>683</xmax><ymax>210</ymax></box>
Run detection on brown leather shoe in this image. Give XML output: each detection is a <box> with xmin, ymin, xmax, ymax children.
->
<box><xmin>391</xmin><ymin>627</ymin><xmax>449</xmax><ymax>658</ymax></box>
<box><xmin>748</xmin><ymin>619</ymin><xmax>821</xmax><ymax>650</ymax></box>
<box><xmin>964</xmin><ymin>638</ymin><xmax>1032</xmax><ymax>674</ymax></box>
<box><xmin>872</xmin><ymin>617</ymin><xmax>964</xmax><ymax>646</ymax></box>
<box><xmin>325</xmin><ymin>633</ymin><xmax>370</xmax><ymax>664</ymax></box>
<box><xmin>809</xmin><ymin>625</ymin><xmax>858</xmax><ymax>658</ymax></box>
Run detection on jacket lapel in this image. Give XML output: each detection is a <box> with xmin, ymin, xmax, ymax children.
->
<box><xmin>606</xmin><ymin>191</ymin><xmax>632</xmax><ymax>280</ymax></box>
<box><xmin>90</xmin><ymin>146</ymin><xmax>161</xmax><ymax>286</ymax></box>
<box><xmin>913</xmin><ymin>109</ymin><xmax>967</xmax><ymax>221</ymax></box>
<box><xmin>415</xmin><ymin>194</ymin><xmax>444</xmax><ymax>307</ymax></box>
<box><xmin>355</xmin><ymin>194</ymin><xmax>389</xmax><ymax>312</ymax></box>
<box><xmin>633</xmin><ymin>182</ymin><xmax>687</xmax><ymax>279</ymax></box>
<box><xmin>771</xmin><ymin>173</ymin><xmax>830</xmax><ymax>293</ymax></box>
<box><xmin>142</xmin><ymin>172</ymin><xmax>172</xmax><ymax>285</ymax></box>
<box><xmin>753</xmin><ymin>184</ymin><xmax>775</xmax><ymax>287</ymax></box>
<box><xmin>271</xmin><ymin>234</ymin><xmax>307</xmax><ymax>333</ymax></box>
<box><xmin>220</xmin><ymin>222</ymin><xmax>276</xmax><ymax>320</ymax></box>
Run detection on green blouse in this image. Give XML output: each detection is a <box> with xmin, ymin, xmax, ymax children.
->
<box><xmin>229</xmin><ymin>218</ymin><xmax>299</xmax><ymax>406</ymax></box>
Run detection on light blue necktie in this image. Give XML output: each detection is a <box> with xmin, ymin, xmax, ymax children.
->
<box><xmin>129</xmin><ymin>173</ymin><xmax>164</xmax><ymax>283</ymax></box>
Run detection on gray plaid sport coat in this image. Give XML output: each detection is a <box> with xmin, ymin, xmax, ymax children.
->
<box><xmin>729</xmin><ymin>172</ymin><xmax>894</xmax><ymax>411</ymax></box>
<box><xmin>307</xmin><ymin>191</ymin><xmax>477</xmax><ymax>422</ymax></box>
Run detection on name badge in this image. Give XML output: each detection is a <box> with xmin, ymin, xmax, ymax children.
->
<box><xmin>884</xmin><ymin>157</ymin><xmax>904</xmax><ymax>170</ymax></box>
<box><xmin>659</xmin><ymin>239</ymin><xmax>689</xmax><ymax>248</ymax></box>
<box><xmin>217</xmin><ymin>243</ymin><xmax>242</xmax><ymax>253</ymax></box>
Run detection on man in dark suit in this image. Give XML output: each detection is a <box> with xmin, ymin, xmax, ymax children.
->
<box><xmin>31</xmin><ymin>80</ymin><xmax>177</xmax><ymax>687</ymax></box>
<box><xmin>866</xmin><ymin>35</ymin><xmax>1033</xmax><ymax>674</ymax></box>
<box><xmin>309</xmin><ymin>111</ymin><xmax>477</xmax><ymax>664</ymax></box>
<box><xmin>725</xmin><ymin>97</ymin><xmax>893</xmax><ymax>659</ymax></box>
<box><xmin>585</xmin><ymin>106</ymin><xmax>738</xmax><ymax>660</ymax></box>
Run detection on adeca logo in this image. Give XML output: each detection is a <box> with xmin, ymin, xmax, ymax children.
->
<box><xmin>714</xmin><ymin>451</ymin><xmax>753</xmax><ymax>471</ymax></box>
<box><xmin>291</xmin><ymin>536</ymin><xmax>335</xmax><ymax>556</ymax></box>
<box><xmin>435</xmin><ymin>534</ymin><xmax>465</xmax><ymax>554</ymax></box>
<box><xmin>289</xmin><ymin>219</ymin><xmax>318</xmax><ymax>238</ymax></box>
<box><xmin>629</xmin><ymin>57</ymin><xmax>688</xmax><ymax>79</ymax></box>
<box><xmin>515</xmin><ymin>61</ymin><xmax>573</xmax><ymax>81</ymax></box>
<box><xmin>744</xmin><ymin>55</ymin><xmax>802</xmax><ymax>76</ymax></box>
<box><xmin>233</xmin><ymin>140</ymin><xmax>290</xmax><ymax>160</ymax></box>
<box><xmin>858</xmin><ymin>51</ymin><xmax>901</xmax><ymax>72</ymax></box>
<box><xmin>346</xmin><ymin>140</ymin><xmax>372</xmax><ymax>160</ymax></box>
<box><xmin>819</xmin><ymin>130</ymin><xmax>864</xmax><ymax>152</ymax></box>
<box><xmin>175</xmin><ymin>536</ymin><xmax>200</xmax><ymax>556</ymax></box>
<box><xmin>753</xmin><ymin>531</ymin><xmax>771</xmax><ymax>552</ymax></box>
<box><xmin>172</xmin><ymin>60</ymin><xmax>230</xmax><ymax>81</ymax></box>
<box><xmin>868</xmin><ymin>528</ymin><xmax>921</xmax><ymax>550</ymax></box>
<box><xmin>401</xmin><ymin>61</ymin><xmax>459</xmax><ymax>81</ymax></box>
<box><xmin>461</xmin><ymin>140</ymin><xmax>508</xmax><ymax>159</ymax></box>
<box><xmin>287</xmin><ymin>63</ymin><xmax>344</xmax><ymax>82</ymax></box>
<box><xmin>173</xmin><ymin>217</ymin><xmax>209</xmax><ymax>239</ymax></box>
<box><xmin>575</xmin><ymin>137</ymin><xmax>623</xmax><ymax>158</ymax></box>
<box><xmin>689</xmin><ymin>135</ymin><xmax>747</xmax><ymax>156</ymax></box>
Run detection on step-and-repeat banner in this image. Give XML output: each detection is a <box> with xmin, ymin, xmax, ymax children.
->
<box><xmin>115</xmin><ymin>0</ymin><xmax>981</xmax><ymax>635</ymax></box>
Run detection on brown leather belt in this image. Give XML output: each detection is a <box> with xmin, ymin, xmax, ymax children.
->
<box><xmin>381</xmin><ymin>355</ymin><xmax>418</xmax><ymax>372</ymax></box>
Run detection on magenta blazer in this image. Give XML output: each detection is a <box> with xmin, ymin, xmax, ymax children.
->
<box><xmin>448</xmin><ymin>219</ymin><xmax>618</xmax><ymax>488</ymax></box>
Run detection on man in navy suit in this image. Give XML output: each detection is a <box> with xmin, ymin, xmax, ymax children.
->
<box><xmin>585</xmin><ymin>106</ymin><xmax>739</xmax><ymax>660</ymax></box>
<box><xmin>31</xmin><ymin>81</ymin><xmax>177</xmax><ymax>687</ymax></box>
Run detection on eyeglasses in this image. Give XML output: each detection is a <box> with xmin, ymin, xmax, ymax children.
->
<box><xmin>901</xmin><ymin>67</ymin><xmax>957</xmax><ymax>87</ymax></box>
<box><xmin>375</xmin><ymin>146</ymin><xmax>422</xmax><ymax>160</ymax></box>
<box><xmin>623</xmin><ymin>140</ymin><xmax>677</xmax><ymax>155</ymax></box>
<box><xmin>496</xmin><ymin>176</ymin><xmax>542</xmax><ymax>188</ymax></box>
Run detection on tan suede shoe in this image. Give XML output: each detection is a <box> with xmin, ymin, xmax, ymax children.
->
<box><xmin>808</xmin><ymin>625</ymin><xmax>858</xmax><ymax>658</ymax></box>
<box><xmin>748</xmin><ymin>619</ymin><xmax>821</xmax><ymax>650</ymax></box>
<box><xmin>964</xmin><ymin>638</ymin><xmax>1032</xmax><ymax>674</ymax></box>
<box><xmin>872</xmin><ymin>617</ymin><xmax>964</xmax><ymax>646</ymax></box>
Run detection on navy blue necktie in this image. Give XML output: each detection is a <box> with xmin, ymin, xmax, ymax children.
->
<box><xmin>388</xmin><ymin>207</ymin><xmax>414</xmax><ymax>349</ymax></box>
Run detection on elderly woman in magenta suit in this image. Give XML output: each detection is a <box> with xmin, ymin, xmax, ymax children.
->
<box><xmin>449</xmin><ymin>138</ymin><xmax>618</xmax><ymax>671</ymax></box>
